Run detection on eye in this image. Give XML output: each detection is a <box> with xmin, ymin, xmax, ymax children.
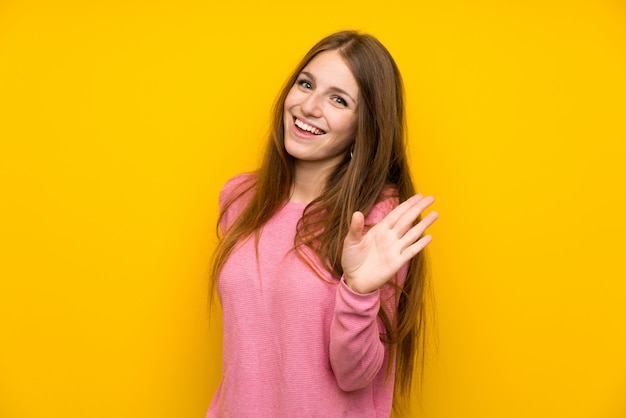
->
<box><xmin>297</xmin><ymin>79</ymin><xmax>313</xmax><ymax>90</ymax></box>
<box><xmin>332</xmin><ymin>96</ymin><xmax>348</xmax><ymax>107</ymax></box>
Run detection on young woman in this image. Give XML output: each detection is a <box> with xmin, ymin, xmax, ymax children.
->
<box><xmin>207</xmin><ymin>31</ymin><xmax>438</xmax><ymax>417</ymax></box>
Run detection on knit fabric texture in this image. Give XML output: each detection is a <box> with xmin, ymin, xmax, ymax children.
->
<box><xmin>207</xmin><ymin>174</ymin><xmax>406</xmax><ymax>418</ymax></box>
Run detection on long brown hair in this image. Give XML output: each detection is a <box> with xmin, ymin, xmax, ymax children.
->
<box><xmin>210</xmin><ymin>31</ymin><xmax>429</xmax><ymax>414</ymax></box>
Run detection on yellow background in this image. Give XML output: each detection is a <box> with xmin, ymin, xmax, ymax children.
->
<box><xmin>1</xmin><ymin>0</ymin><xmax>625</xmax><ymax>417</ymax></box>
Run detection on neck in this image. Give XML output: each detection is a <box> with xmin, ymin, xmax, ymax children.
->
<box><xmin>289</xmin><ymin>160</ymin><xmax>337</xmax><ymax>203</ymax></box>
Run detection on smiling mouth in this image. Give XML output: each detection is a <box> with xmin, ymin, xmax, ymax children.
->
<box><xmin>294</xmin><ymin>118</ymin><xmax>326</xmax><ymax>135</ymax></box>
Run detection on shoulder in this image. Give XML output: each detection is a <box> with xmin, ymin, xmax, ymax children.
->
<box><xmin>364</xmin><ymin>186</ymin><xmax>400</xmax><ymax>225</ymax></box>
<box><xmin>219</xmin><ymin>172</ymin><xmax>257</xmax><ymax>209</ymax></box>
<box><xmin>218</xmin><ymin>172</ymin><xmax>257</xmax><ymax>233</ymax></box>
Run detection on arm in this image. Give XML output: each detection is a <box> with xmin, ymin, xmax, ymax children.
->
<box><xmin>330</xmin><ymin>272</ymin><xmax>406</xmax><ymax>391</ymax></box>
<box><xmin>329</xmin><ymin>194</ymin><xmax>437</xmax><ymax>391</ymax></box>
<box><xmin>218</xmin><ymin>173</ymin><xmax>256</xmax><ymax>234</ymax></box>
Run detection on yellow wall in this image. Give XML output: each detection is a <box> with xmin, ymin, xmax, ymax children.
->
<box><xmin>1</xmin><ymin>1</ymin><xmax>625</xmax><ymax>417</ymax></box>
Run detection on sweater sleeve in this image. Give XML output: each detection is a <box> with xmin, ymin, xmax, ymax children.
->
<box><xmin>329</xmin><ymin>194</ymin><xmax>409</xmax><ymax>392</ymax></box>
<box><xmin>330</xmin><ymin>280</ymin><xmax>385</xmax><ymax>391</ymax></box>
<box><xmin>218</xmin><ymin>173</ymin><xmax>255</xmax><ymax>234</ymax></box>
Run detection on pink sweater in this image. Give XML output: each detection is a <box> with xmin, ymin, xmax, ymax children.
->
<box><xmin>207</xmin><ymin>174</ymin><xmax>406</xmax><ymax>418</ymax></box>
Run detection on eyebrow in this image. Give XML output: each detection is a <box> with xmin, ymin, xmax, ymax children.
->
<box><xmin>300</xmin><ymin>71</ymin><xmax>357</xmax><ymax>105</ymax></box>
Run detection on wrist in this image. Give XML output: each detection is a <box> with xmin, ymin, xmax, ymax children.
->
<box><xmin>342</xmin><ymin>276</ymin><xmax>372</xmax><ymax>295</ymax></box>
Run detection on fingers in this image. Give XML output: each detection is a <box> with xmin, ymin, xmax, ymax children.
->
<box><xmin>384</xmin><ymin>194</ymin><xmax>436</xmax><ymax>237</ymax></box>
<box><xmin>379</xmin><ymin>194</ymin><xmax>424</xmax><ymax>228</ymax></box>
<box><xmin>403</xmin><ymin>234</ymin><xmax>433</xmax><ymax>259</ymax></box>
<box><xmin>400</xmin><ymin>210</ymin><xmax>438</xmax><ymax>251</ymax></box>
<box><xmin>344</xmin><ymin>211</ymin><xmax>365</xmax><ymax>247</ymax></box>
<box><xmin>396</xmin><ymin>196</ymin><xmax>435</xmax><ymax>237</ymax></box>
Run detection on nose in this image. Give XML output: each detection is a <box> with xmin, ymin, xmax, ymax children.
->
<box><xmin>301</xmin><ymin>92</ymin><xmax>323</xmax><ymax>118</ymax></box>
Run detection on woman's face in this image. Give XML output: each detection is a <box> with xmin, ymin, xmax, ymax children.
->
<box><xmin>283</xmin><ymin>50</ymin><xmax>359</xmax><ymax>172</ymax></box>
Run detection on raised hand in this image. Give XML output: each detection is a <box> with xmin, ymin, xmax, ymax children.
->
<box><xmin>341</xmin><ymin>194</ymin><xmax>438</xmax><ymax>294</ymax></box>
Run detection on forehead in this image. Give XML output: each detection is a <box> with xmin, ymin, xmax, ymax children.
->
<box><xmin>301</xmin><ymin>50</ymin><xmax>359</xmax><ymax>99</ymax></box>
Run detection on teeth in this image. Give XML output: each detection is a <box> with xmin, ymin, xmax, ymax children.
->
<box><xmin>295</xmin><ymin>118</ymin><xmax>325</xmax><ymax>135</ymax></box>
